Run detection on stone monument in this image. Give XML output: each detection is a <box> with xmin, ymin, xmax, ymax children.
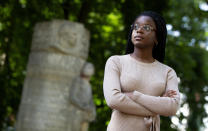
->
<box><xmin>16</xmin><ymin>20</ymin><xmax>96</xmax><ymax>131</ymax></box>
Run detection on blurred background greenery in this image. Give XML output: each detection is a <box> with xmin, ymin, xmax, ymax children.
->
<box><xmin>0</xmin><ymin>0</ymin><xmax>208</xmax><ymax>131</ymax></box>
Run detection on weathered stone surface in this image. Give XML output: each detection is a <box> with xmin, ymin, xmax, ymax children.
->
<box><xmin>16</xmin><ymin>20</ymin><xmax>96</xmax><ymax>131</ymax></box>
<box><xmin>70</xmin><ymin>62</ymin><xmax>96</xmax><ymax>116</ymax></box>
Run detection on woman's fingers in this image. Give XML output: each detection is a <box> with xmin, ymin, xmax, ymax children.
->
<box><xmin>124</xmin><ymin>92</ymin><xmax>134</xmax><ymax>98</ymax></box>
<box><xmin>163</xmin><ymin>90</ymin><xmax>177</xmax><ymax>97</ymax></box>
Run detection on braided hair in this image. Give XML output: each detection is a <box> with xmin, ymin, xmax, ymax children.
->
<box><xmin>125</xmin><ymin>11</ymin><xmax>167</xmax><ymax>63</ymax></box>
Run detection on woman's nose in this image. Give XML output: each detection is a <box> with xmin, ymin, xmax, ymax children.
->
<box><xmin>136</xmin><ymin>27</ymin><xmax>144</xmax><ymax>33</ymax></box>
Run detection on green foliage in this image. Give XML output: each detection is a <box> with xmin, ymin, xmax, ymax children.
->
<box><xmin>0</xmin><ymin>0</ymin><xmax>207</xmax><ymax>131</ymax></box>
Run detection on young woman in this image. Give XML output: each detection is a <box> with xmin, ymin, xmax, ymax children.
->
<box><xmin>103</xmin><ymin>11</ymin><xmax>180</xmax><ymax>131</ymax></box>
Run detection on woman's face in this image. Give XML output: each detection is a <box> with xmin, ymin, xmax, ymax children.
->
<box><xmin>131</xmin><ymin>15</ymin><xmax>157</xmax><ymax>49</ymax></box>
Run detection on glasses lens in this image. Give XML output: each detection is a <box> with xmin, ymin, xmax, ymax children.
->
<box><xmin>134</xmin><ymin>24</ymin><xmax>138</xmax><ymax>30</ymax></box>
<box><xmin>133</xmin><ymin>24</ymin><xmax>154</xmax><ymax>32</ymax></box>
<box><xmin>143</xmin><ymin>25</ymin><xmax>151</xmax><ymax>32</ymax></box>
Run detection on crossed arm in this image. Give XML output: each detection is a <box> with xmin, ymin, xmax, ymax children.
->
<box><xmin>125</xmin><ymin>90</ymin><xmax>179</xmax><ymax>116</ymax></box>
<box><xmin>103</xmin><ymin>56</ymin><xmax>180</xmax><ymax>117</ymax></box>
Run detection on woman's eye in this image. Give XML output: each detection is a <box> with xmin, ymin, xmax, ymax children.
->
<box><xmin>144</xmin><ymin>26</ymin><xmax>150</xmax><ymax>31</ymax></box>
<box><xmin>134</xmin><ymin>25</ymin><xmax>139</xmax><ymax>30</ymax></box>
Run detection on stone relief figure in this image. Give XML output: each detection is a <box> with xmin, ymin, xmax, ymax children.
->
<box><xmin>69</xmin><ymin>62</ymin><xmax>96</xmax><ymax>131</ymax></box>
<box><xmin>70</xmin><ymin>62</ymin><xmax>95</xmax><ymax>112</ymax></box>
<box><xmin>16</xmin><ymin>20</ymin><xmax>96</xmax><ymax>131</ymax></box>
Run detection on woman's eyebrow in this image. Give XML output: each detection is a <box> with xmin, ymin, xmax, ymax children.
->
<box><xmin>134</xmin><ymin>22</ymin><xmax>153</xmax><ymax>26</ymax></box>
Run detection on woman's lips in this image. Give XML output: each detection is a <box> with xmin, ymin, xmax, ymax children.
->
<box><xmin>134</xmin><ymin>36</ymin><xmax>144</xmax><ymax>41</ymax></box>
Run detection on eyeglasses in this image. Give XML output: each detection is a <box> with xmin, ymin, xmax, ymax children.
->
<box><xmin>131</xmin><ymin>24</ymin><xmax>156</xmax><ymax>32</ymax></box>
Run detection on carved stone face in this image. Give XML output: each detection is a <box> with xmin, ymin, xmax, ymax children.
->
<box><xmin>58</xmin><ymin>24</ymin><xmax>77</xmax><ymax>49</ymax></box>
<box><xmin>56</xmin><ymin>22</ymin><xmax>90</xmax><ymax>59</ymax></box>
<box><xmin>81</xmin><ymin>62</ymin><xmax>94</xmax><ymax>77</ymax></box>
<box><xmin>31</xmin><ymin>20</ymin><xmax>90</xmax><ymax>59</ymax></box>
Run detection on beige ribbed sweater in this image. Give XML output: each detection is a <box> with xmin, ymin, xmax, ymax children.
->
<box><xmin>103</xmin><ymin>54</ymin><xmax>180</xmax><ymax>131</ymax></box>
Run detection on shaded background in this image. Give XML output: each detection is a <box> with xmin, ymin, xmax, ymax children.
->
<box><xmin>0</xmin><ymin>0</ymin><xmax>208</xmax><ymax>131</ymax></box>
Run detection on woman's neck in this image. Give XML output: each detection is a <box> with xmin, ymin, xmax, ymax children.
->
<box><xmin>131</xmin><ymin>47</ymin><xmax>155</xmax><ymax>63</ymax></box>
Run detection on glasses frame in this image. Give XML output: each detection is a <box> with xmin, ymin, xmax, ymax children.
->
<box><xmin>131</xmin><ymin>24</ymin><xmax>156</xmax><ymax>32</ymax></box>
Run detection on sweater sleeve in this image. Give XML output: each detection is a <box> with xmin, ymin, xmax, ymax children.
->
<box><xmin>131</xmin><ymin>68</ymin><xmax>180</xmax><ymax>116</ymax></box>
<box><xmin>103</xmin><ymin>56</ymin><xmax>156</xmax><ymax>117</ymax></box>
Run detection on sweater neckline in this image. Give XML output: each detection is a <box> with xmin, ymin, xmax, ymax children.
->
<box><xmin>127</xmin><ymin>54</ymin><xmax>158</xmax><ymax>66</ymax></box>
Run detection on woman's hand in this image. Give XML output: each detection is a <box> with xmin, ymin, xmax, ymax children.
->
<box><xmin>124</xmin><ymin>92</ymin><xmax>134</xmax><ymax>98</ymax></box>
<box><xmin>162</xmin><ymin>90</ymin><xmax>177</xmax><ymax>98</ymax></box>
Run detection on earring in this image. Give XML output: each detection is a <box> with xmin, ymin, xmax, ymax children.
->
<box><xmin>154</xmin><ymin>40</ymin><xmax>158</xmax><ymax>46</ymax></box>
<box><xmin>155</xmin><ymin>42</ymin><xmax>158</xmax><ymax>46</ymax></box>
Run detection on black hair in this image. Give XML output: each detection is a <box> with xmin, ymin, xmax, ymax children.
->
<box><xmin>125</xmin><ymin>11</ymin><xmax>167</xmax><ymax>63</ymax></box>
